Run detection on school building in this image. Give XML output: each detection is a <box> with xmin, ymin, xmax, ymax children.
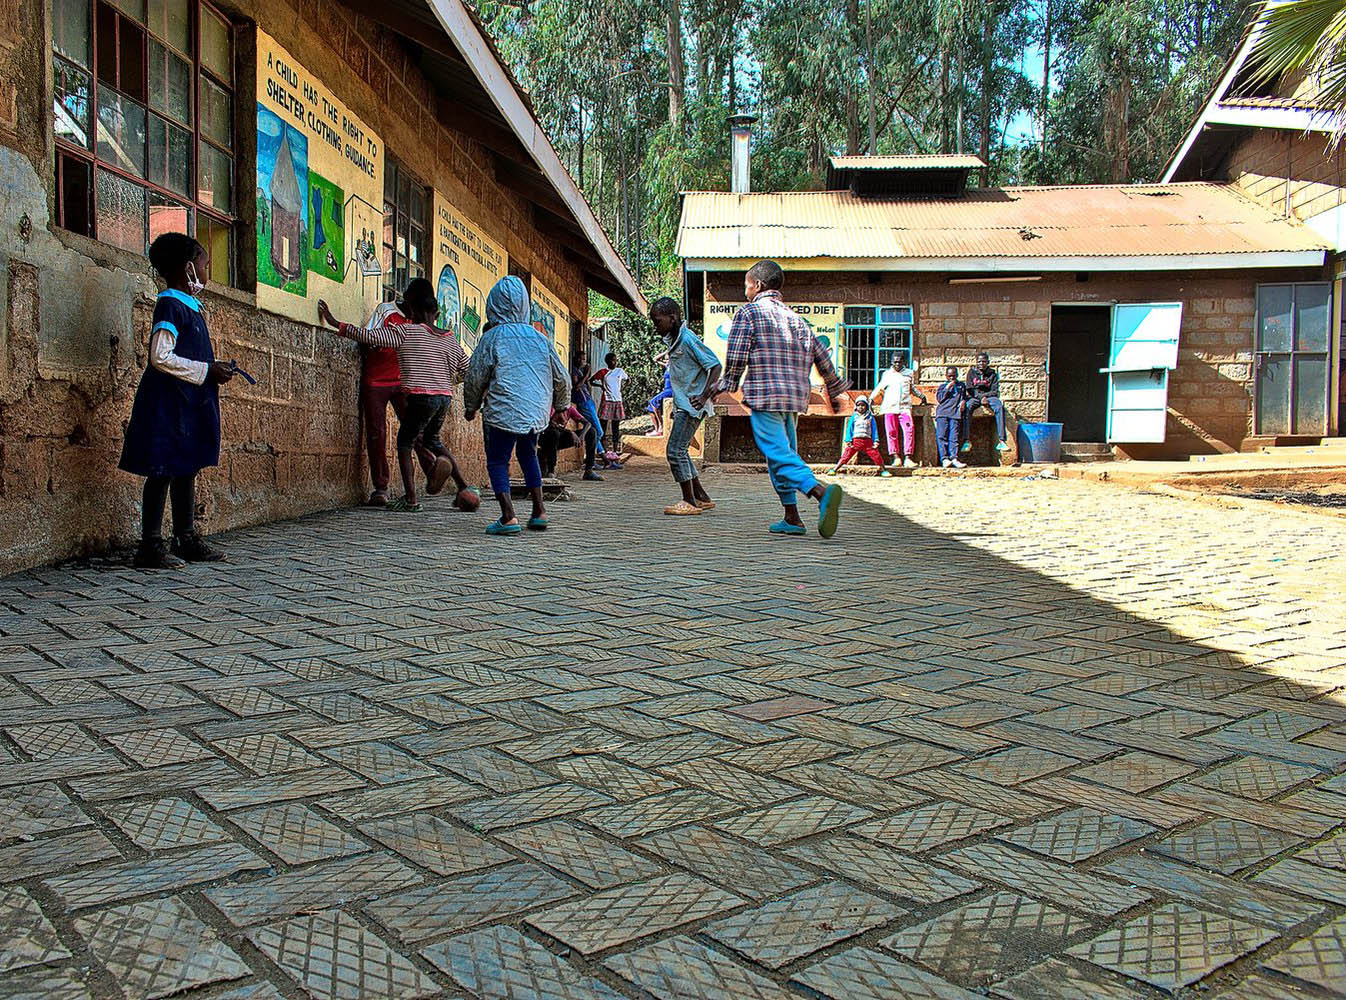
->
<box><xmin>679</xmin><ymin>136</ymin><xmax>1339</xmax><ymax>467</ymax></box>
<box><xmin>0</xmin><ymin>0</ymin><xmax>640</xmax><ymax>574</ymax></box>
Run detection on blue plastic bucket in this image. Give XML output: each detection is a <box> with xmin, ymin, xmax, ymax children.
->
<box><xmin>1016</xmin><ymin>421</ymin><xmax>1063</xmax><ymax>463</ymax></box>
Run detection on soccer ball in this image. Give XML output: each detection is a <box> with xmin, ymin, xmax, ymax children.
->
<box><xmin>455</xmin><ymin>488</ymin><xmax>481</xmax><ymax>513</ymax></box>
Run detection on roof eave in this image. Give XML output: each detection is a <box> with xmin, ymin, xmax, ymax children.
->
<box><xmin>683</xmin><ymin>251</ymin><xmax>1328</xmax><ymax>273</ymax></box>
<box><xmin>421</xmin><ymin>0</ymin><xmax>645</xmax><ymax>312</ymax></box>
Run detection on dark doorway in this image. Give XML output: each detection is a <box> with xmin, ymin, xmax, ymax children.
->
<box><xmin>1049</xmin><ymin>305</ymin><xmax>1111</xmax><ymax>442</ymax></box>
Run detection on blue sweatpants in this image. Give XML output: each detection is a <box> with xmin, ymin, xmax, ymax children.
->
<box><xmin>935</xmin><ymin>416</ymin><xmax>960</xmax><ymax>462</ymax></box>
<box><xmin>484</xmin><ymin>424</ymin><xmax>542</xmax><ymax>499</ymax></box>
<box><xmin>748</xmin><ymin>410</ymin><xmax>819</xmax><ymax>508</ymax></box>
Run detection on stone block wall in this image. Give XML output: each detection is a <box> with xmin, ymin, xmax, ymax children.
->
<box><xmin>0</xmin><ymin>0</ymin><xmax>592</xmax><ymax>575</ymax></box>
<box><xmin>706</xmin><ymin>266</ymin><xmax>1326</xmax><ymax>460</ymax></box>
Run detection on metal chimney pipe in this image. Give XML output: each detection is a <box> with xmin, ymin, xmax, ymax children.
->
<box><xmin>729</xmin><ymin>114</ymin><xmax>757</xmax><ymax>194</ymax></box>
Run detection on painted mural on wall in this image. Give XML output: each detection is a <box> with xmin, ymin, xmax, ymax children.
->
<box><xmin>431</xmin><ymin>193</ymin><xmax>506</xmax><ymax>354</ymax></box>
<box><xmin>531</xmin><ymin>279</ymin><xmax>568</xmax><ymax>359</ymax></box>
<box><xmin>255</xmin><ymin>31</ymin><xmax>384</xmax><ymax>324</ymax></box>
<box><xmin>705</xmin><ymin>298</ymin><xmax>845</xmax><ymax>380</ymax></box>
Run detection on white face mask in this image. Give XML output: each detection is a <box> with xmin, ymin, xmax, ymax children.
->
<box><xmin>185</xmin><ymin>261</ymin><xmax>205</xmax><ymax>296</ymax></box>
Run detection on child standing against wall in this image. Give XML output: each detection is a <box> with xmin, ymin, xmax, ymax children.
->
<box><xmin>873</xmin><ymin>358</ymin><xmax>928</xmax><ymax>468</ymax></box>
<box><xmin>649</xmin><ymin>298</ymin><xmax>721</xmax><ymax>516</ymax></box>
<box><xmin>120</xmin><ymin>233</ymin><xmax>237</xmax><ymax>569</ymax></box>
<box><xmin>935</xmin><ymin>366</ymin><xmax>969</xmax><ymax>469</ymax></box>
<box><xmin>463</xmin><ymin>276</ymin><xmax>571</xmax><ymax>536</ymax></box>
<box><xmin>591</xmin><ymin>353</ymin><xmax>628</xmax><ymax>458</ymax></box>
<box><xmin>828</xmin><ymin>396</ymin><xmax>888</xmax><ymax>476</ymax></box>
<box><xmin>318</xmin><ymin>278</ymin><xmax>470</xmax><ymax>512</ymax></box>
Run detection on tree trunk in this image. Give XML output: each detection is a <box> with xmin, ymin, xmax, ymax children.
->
<box><xmin>577</xmin><ymin>97</ymin><xmax>585</xmax><ymax>189</ymax></box>
<box><xmin>666</xmin><ymin>0</ymin><xmax>685</xmax><ymax>133</ymax></box>
<box><xmin>940</xmin><ymin>45</ymin><xmax>950</xmax><ymax>152</ymax></box>
<box><xmin>979</xmin><ymin>2</ymin><xmax>993</xmax><ymax>185</ymax></box>
<box><xmin>865</xmin><ymin>0</ymin><xmax>877</xmax><ymax>154</ymax></box>
<box><xmin>1040</xmin><ymin>0</ymin><xmax>1050</xmax><ymax>166</ymax></box>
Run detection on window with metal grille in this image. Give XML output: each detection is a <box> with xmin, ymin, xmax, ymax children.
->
<box><xmin>381</xmin><ymin>158</ymin><xmax>429</xmax><ymax>301</ymax></box>
<box><xmin>52</xmin><ymin>0</ymin><xmax>237</xmax><ymax>286</ymax></box>
<box><xmin>843</xmin><ymin>305</ymin><xmax>914</xmax><ymax>391</ymax></box>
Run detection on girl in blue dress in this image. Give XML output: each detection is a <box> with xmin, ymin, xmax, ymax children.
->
<box><xmin>119</xmin><ymin>233</ymin><xmax>236</xmax><ymax>569</ymax></box>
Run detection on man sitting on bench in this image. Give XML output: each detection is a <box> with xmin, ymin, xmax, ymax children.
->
<box><xmin>961</xmin><ymin>351</ymin><xmax>1009</xmax><ymax>455</ymax></box>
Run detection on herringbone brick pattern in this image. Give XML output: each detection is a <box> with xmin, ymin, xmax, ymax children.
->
<box><xmin>0</xmin><ymin>470</ymin><xmax>1343</xmax><ymax>998</ymax></box>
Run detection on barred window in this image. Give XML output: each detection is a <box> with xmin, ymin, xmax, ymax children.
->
<box><xmin>381</xmin><ymin>158</ymin><xmax>429</xmax><ymax>301</ymax></box>
<box><xmin>52</xmin><ymin>0</ymin><xmax>237</xmax><ymax>286</ymax></box>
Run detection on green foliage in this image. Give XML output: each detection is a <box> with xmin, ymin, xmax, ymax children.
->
<box><xmin>1245</xmin><ymin>0</ymin><xmax>1346</xmax><ymax>146</ymax></box>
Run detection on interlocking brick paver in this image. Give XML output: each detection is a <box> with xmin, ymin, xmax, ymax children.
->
<box><xmin>1067</xmin><ymin>902</ymin><xmax>1276</xmax><ymax>991</ymax></box>
<box><xmin>75</xmin><ymin>895</ymin><xmax>249</xmax><ymax>998</ymax></box>
<box><xmin>705</xmin><ymin>881</ymin><xmax>904</xmax><ymax>969</ymax></box>
<box><xmin>1</xmin><ymin>472</ymin><xmax>1344</xmax><ymax>997</ymax></box>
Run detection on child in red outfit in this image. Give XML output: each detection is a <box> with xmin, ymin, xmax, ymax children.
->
<box><xmin>829</xmin><ymin>396</ymin><xmax>888</xmax><ymax>475</ymax></box>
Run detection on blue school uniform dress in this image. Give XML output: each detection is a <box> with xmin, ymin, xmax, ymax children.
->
<box><xmin>118</xmin><ymin>289</ymin><xmax>220</xmax><ymax>478</ymax></box>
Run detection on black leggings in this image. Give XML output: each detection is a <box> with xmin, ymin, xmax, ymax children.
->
<box><xmin>142</xmin><ymin>475</ymin><xmax>195</xmax><ymax>541</ymax></box>
<box><xmin>604</xmin><ymin>418</ymin><xmax>622</xmax><ymax>453</ymax></box>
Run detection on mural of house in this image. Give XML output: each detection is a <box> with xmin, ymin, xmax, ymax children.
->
<box><xmin>268</xmin><ymin>128</ymin><xmax>304</xmax><ymax>281</ymax></box>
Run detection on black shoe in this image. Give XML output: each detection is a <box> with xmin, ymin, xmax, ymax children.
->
<box><xmin>134</xmin><ymin>538</ymin><xmax>185</xmax><ymax>570</ymax></box>
<box><xmin>171</xmin><ymin>531</ymin><xmax>225</xmax><ymax>562</ymax></box>
<box><xmin>583</xmin><ymin>470</ymin><xmax>604</xmax><ymax>481</ymax></box>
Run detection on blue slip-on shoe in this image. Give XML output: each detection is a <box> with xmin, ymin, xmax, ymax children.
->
<box><xmin>486</xmin><ymin>520</ymin><xmax>522</xmax><ymax>536</ymax></box>
<box><xmin>995</xmin><ymin>441</ymin><xmax>1010</xmax><ymax>452</ymax></box>
<box><xmin>527</xmin><ymin>516</ymin><xmax>548</xmax><ymax>531</ymax></box>
<box><xmin>768</xmin><ymin>520</ymin><xmax>807</xmax><ymax>536</ymax></box>
<box><xmin>818</xmin><ymin>484</ymin><xmax>843</xmax><ymax>539</ymax></box>
<box><xmin>959</xmin><ymin>441</ymin><xmax>972</xmax><ymax>454</ymax></box>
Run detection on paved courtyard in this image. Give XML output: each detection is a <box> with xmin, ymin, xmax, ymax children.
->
<box><xmin>1</xmin><ymin>468</ymin><xmax>1344</xmax><ymax>999</ymax></box>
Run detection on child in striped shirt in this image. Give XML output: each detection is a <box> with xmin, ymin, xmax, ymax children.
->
<box><xmin>319</xmin><ymin>278</ymin><xmax>470</xmax><ymax>512</ymax></box>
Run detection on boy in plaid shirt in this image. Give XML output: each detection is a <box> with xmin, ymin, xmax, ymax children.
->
<box><xmin>714</xmin><ymin>260</ymin><xmax>849</xmax><ymax>538</ymax></box>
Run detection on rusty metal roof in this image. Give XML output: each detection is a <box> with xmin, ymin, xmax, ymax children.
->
<box><xmin>828</xmin><ymin>155</ymin><xmax>987</xmax><ymax>171</ymax></box>
<box><xmin>677</xmin><ymin>183</ymin><xmax>1330</xmax><ymax>265</ymax></box>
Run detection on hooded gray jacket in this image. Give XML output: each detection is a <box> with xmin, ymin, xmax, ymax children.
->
<box><xmin>463</xmin><ymin>276</ymin><xmax>570</xmax><ymax>434</ymax></box>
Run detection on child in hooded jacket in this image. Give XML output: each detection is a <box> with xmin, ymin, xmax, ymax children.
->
<box><xmin>463</xmin><ymin>276</ymin><xmax>571</xmax><ymax>535</ymax></box>
<box><xmin>829</xmin><ymin>396</ymin><xmax>888</xmax><ymax>475</ymax></box>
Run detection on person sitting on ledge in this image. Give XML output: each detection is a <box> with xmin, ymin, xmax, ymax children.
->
<box><xmin>961</xmin><ymin>351</ymin><xmax>1009</xmax><ymax>455</ymax></box>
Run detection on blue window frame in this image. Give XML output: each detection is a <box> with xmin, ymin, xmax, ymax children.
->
<box><xmin>843</xmin><ymin>305</ymin><xmax>914</xmax><ymax>391</ymax></box>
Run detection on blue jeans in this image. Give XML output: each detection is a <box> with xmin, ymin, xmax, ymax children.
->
<box><xmin>484</xmin><ymin>424</ymin><xmax>542</xmax><ymax>499</ymax></box>
<box><xmin>667</xmin><ymin>411</ymin><xmax>702</xmax><ymax>483</ymax></box>
<box><xmin>963</xmin><ymin>396</ymin><xmax>1005</xmax><ymax>442</ymax></box>
<box><xmin>648</xmin><ymin>388</ymin><xmax>673</xmax><ymax>415</ymax></box>
<box><xmin>935</xmin><ymin>417</ymin><xmax>960</xmax><ymax>462</ymax></box>
<box><xmin>748</xmin><ymin>410</ymin><xmax>819</xmax><ymax>508</ymax></box>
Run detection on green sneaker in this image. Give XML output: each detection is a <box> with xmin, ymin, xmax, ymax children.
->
<box><xmin>818</xmin><ymin>484</ymin><xmax>843</xmax><ymax>539</ymax></box>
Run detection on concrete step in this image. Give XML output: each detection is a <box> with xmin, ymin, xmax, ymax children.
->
<box><xmin>1059</xmin><ymin>442</ymin><xmax>1115</xmax><ymax>463</ymax></box>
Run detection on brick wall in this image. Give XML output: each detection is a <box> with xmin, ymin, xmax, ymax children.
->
<box><xmin>1225</xmin><ymin>129</ymin><xmax>1346</xmax><ymax>224</ymax></box>
<box><xmin>0</xmin><ymin>0</ymin><xmax>592</xmax><ymax>575</ymax></box>
<box><xmin>706</xmin><ymin>266</ymin><xmax>1326</xmax><ymax>459</ymax></box>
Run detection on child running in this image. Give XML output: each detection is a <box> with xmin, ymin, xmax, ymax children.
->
<box><xmin>318</xmin><ymin>278</ymin><xmax>470</xmax><ymax>512</ymax></box>
<box><xmin>648</xmin><ymin>298</ymin><xmax>722</xmax><ymax>516</ymax></box>
<box><xmin>120</xmin><ymin>233</ymin><xmax>236</xmax><ymax>569</ymax></box>
<box><xmin>646</xmin><ymin>357</ymin><xmax>672</xmax><ymax>436</ymax></box>
<box><xmin>828</xmin><ymin>395</ymin><xmax>888</xmax><ymax>476</ymax></box>
<box><xmin>463</xmin><ymin>276</ymin><xmax>571</xmax><ymax>536</ymax></box>
<box><xmin>714</xmin><ymin>260</ymin><xmax>848</xmax><ymax>538</ymax></box>
<box><xmin>591</xmin><ymin>353</ymin><xmax>628</xmax><ymax>459</ymax></box>
<box><xmin>935</xmin><ymin>365</ymin><xmax>969</xmax><ymax>469</ymax></box>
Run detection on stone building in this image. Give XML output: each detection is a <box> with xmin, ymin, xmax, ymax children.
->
<box><xmin>1162</xmin><ymin>19</ymin><xmax>1346</xmax><ymax>442</ymax></box>
<box><xmin>0</xmin><ymin>0</ymin><xmax>639</xmax><ymax>575</ymax></box>
<box><xmin>679</xmin><ymin>153</ymin><xmax>1333</xmax><ymax>466</ymax></box>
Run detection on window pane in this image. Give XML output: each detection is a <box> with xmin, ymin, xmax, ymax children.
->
<box><xmin>146</xmin><ymin>0</ymin><xmax>188</xmax><ymax>53</ymax></box>
<box><xmin>197</xmin><ymin>140</ymin><xmax>232</xmax><ymax>211</ymax></box>
<box><xmin>148</xmin><ymin>191</ymin><xmax>192</xmax><ymax>245</ymax></box>
<box><xmin>1257</xmin><ymin>285</ymin><xmax>1293</xmax><ymax>352</ymax></box>
<box><xmin>117</xmin><ymin>15</ymin><xmax>147</xmax><ymax>100</ymax></box>
<box><xmin>384</xmin><ymin>163</ymin><xmax>397</xmax><ymax>201</ymax></box>
<box><xmin>880</xmin><ymin>306</ymin><xmax>913</xmax><ymax>325</ymax></box>
<box><xmin>199</xmin><ymin>75</ymin><xmax>232</xmax><ymax>149</ymax></box>
<box><xmin>411</xmin><ymin>187</ymin><xmax>425</xmax><ymax>226</ymax></box>
<box><xmin>58</xmin><ymin>153</ymin><xmax>93</xmax><ymax>236</ymax></box>
<box><xmin>96</xmin><ymin>1</ymin><xmax>117</xmax><ymax>86</ymax></box>
<box><xmin>199</xmin><ymin>8</ymin><xmax>231</xmax><ymax>82</ymax></box>
<box><xmin>843</xmin><ymin>306</ymin><xmax>875</xmax><ymax>326</ymax></box>
<box><xmin>1295</xmin><ymin>283</ymin><xmax>1331</xmax><ymax>352</ymax></box>
<box><xmin>96</xmin><ymin>90</ymin><xmax>147</xmax><ymax>176</ymax></box>
<box><xmin>147</xmin><ymin>40</ymin><xmax>191</xmax><ymax>124</ymax></box>
<box><xmin>54</xmin><ymin>57</ymin><xmax>93</xmax><ymax>149</ymax></box>
<box><xmin>397</xmin><ymin>173</ymin><xmax>410</xmax><ymax>212</ymax></box>
<box><xmin>109</xmin><ymin>0</ymin><xmax>146</xmax><ymax>20</ymax></box>
<box><xmin>147</xmin><ymin>113</ymin><xmax>190</xmax><ymax>195</ymax></box>
<box><xmin>197</xmin><ymin>214</ymin><xmax>231</xmax><ymax>285</ymax></box>
<box><xmin>409</xmin><ymin>223</ymin><xmax>422</xmax><ymax>265</ymax></box>
<box><xmin>96</xmin><ymin>168</ymin><xmax>146</xmax><ymax>251</ymax></box>
<box><xmin>54</xmin><ymin>0</ymin><xmax>91</xmax><ymax>67</ymax></box>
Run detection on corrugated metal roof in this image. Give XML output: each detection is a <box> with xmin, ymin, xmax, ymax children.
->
<box><xmin>828</xmin><ymin>155</ymin><xmax>986</xmax><ymax>170</ymax></box>
<box><xmin>676</xmin><ymin>183</ymin><xmax>1330</xmax><ymax>261</ymax></box>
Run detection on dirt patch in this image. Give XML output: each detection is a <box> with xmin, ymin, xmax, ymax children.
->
<box><xmin>1166</xmin><ymin>469</ymin><xmax>1346</xmax><ymax>516</ymax></box>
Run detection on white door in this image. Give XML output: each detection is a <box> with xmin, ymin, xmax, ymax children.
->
<box><xmin>1105</xmin><ymin>302</ymin><xmax>1183</xmax><ymax>443</ymax></box>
